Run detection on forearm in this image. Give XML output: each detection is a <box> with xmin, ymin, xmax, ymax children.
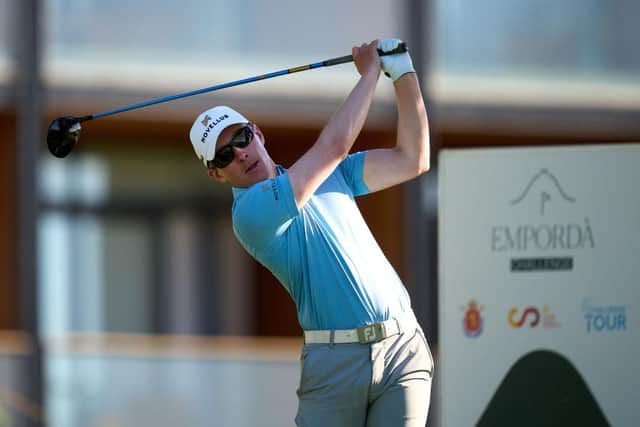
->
<box><xmin>317</xmin><ymin>69</ymin><xmax>380</xmax><ymax>158</ymax></box>
<box><xmin>394</xmin><ymin>73</ymin><xmax>430</xmax><ymax>173</ymax></box>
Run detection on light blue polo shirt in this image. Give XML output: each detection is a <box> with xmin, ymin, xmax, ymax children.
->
<box><xmin>231</xmin><ymin>151</ymin><xmax>412</xmax><ymax>330</ymax></box>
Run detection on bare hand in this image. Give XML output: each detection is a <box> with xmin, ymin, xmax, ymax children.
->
<box><xmin>352</xmin><ymin>40</ymin><xmax>381</xmax><ymax>77</ymax></box>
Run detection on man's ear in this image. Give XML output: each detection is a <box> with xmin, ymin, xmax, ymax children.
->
<box><xmin>207</xmin><ymin>168</ymin><xmax>227</xmax><ymax>183</ymax></box>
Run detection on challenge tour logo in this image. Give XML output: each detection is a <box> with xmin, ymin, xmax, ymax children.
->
<box><xmin>582</xmin><ymin>298</ymin><xmax>627</xmax><ymax>334</ymax></box>
<box><xmin>491</xmin><ymin>169</ymin><xmax>595</xmax><ymax>272</ymax></box>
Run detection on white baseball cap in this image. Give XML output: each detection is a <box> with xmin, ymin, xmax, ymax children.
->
<box><xmin>189</xmin><ymin>106</ymin><xmax>249</xmax><ymax>167</ymax></box>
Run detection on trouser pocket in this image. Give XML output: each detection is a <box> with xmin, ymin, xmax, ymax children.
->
<box><xmin>416</xmin><ymin>327</ymin><xmax>435</xmax><ymax>375</ymax></box>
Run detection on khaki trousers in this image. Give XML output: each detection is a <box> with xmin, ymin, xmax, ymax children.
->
<box><xmin>295</xmin><ymin>315</ymin><xmax>434</xmax><ymax>426</ymax></box>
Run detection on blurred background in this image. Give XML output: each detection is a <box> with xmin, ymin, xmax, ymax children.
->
<box><xmin>1</xmin><ymin>0</ymin><xmax>639</xmax><ymax>426</ymax></box>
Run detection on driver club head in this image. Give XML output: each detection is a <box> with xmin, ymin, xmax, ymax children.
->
<box><xmin>47</xmin><ymin>116</ymin><xmax>82</xmax><ymax>158</ymax></box>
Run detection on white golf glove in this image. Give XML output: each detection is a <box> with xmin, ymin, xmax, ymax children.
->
<box><xmin>377</xmin><ymin>38</ymin><xmax>415</xmax><ymax>82</ymax></box>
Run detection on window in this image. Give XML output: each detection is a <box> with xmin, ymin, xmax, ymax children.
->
<box><xmin>43</xmin><ymin>0</ymin><xmax>399</xmax><ymax>100</ymax></box>
<box><xmin>0</xmin><ymin>0</ymin><xmax>13</xmax><ymax>84</ymax></box>
<box><xmin>38</xmin><ymin>146</ymin><xmax>253</xmax><ymax>336</ymax></box>
<box><xmin>433</xmin><ymin>0</ymin><xmax>640</xmax><ymax>107</ymax></box>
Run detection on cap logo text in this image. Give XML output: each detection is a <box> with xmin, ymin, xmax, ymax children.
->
<box><xmin>200</xmin><ymin>114</ymin><xmax>229</xmax><ymax>144</ymax></box>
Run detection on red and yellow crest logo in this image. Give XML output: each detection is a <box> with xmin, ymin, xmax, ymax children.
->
<box><xmin>463</xmin><ymin>300</ymin><xmax>483</xmax><ymax>337</ymax></box>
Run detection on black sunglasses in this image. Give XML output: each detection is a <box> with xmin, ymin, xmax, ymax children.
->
<box><xmin>207</xmin><ymin>124</ymin><xmax>254</xmax><ymax>169</ymax></box>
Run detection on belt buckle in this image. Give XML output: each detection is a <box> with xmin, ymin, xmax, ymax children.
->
<box><xmin>357</xmin><ymin>323</ymin><xmax>386</xmax><ymax>344</ymax></box>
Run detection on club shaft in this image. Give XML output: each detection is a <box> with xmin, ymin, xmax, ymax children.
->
<box><xmin>87</xmin><ymin>43</ymin><xmax>406</xmax><ymax>121</ymax></box>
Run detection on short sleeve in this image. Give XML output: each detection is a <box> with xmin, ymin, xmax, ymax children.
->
<box><xmin>338</xmin><ymin>151</ymin><xmax>371</xmax><ymax>197</ymax></box>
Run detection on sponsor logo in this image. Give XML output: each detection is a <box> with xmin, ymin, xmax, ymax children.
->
<box><xmin>582</xmin><ymin>298</ymin><xmax>627</xmax><ymax>333</ymax></box>
<box><xmin>463</xmin><ymin>300</ymin><xmax>484</xmax><ymax>337</ymax></box>
<box><xmin>508</xmin><ymin>305</ymin><xmax>560</xmax><ymax>328</ymax></box>
<box><xmin>511</xmin><ymin>257</ymin><xmax>572</xmax><ymax>271</ymax></box>
<box><xmin>492</xmin><ymin>220</ymin><xmax>594</xmax><ymax>254</ymax></box>
<box><xmin>271</xmin><ymin>179</ymin><xmax>279</xmax><ymax>201</ymax></box>
<box><xmin>510</xmin><ymin>168</ymin><xmax>575</xmax><ymax>215</ymax></box>
<box><xmin>200</xmin><ymin>114</ymin><xmax>230</xmax><ymax>144</ymax></box>
<box><xmin>491</xmin><ymin>169</ymin><xmax>596</xmax><ymax>272</ymax></box>
<box><xmin>201</xmin><ymin>114</ymin><xmax>212</xmax><ymax>127</ymax></box>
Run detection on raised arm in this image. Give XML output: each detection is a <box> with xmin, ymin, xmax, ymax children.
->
<box><xmin>287</xmin><ymin>40</ymin><xmax>381</xmax><ymax>208</ymax></box>
<box><xmin>362</xmin><ymin>39</ymin><xmax>430</xmax><ymax>193</ymax></box>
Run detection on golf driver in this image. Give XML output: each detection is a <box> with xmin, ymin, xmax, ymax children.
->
<box><xmin>46</xmin><ymin>43</ymin><xmax>407</xmax><ymax>158</ymax></box>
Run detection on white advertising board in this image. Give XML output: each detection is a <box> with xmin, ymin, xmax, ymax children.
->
<box><xmin>438</xmin><ymin>144</ymin><xmax>639</xmax><ymax>426</ymax></box>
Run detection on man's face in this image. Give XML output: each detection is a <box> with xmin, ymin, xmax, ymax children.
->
<box><xmin>209</xmin><ymin>123</ymin><xmax>275</xmax><ymax>187</ymax></box>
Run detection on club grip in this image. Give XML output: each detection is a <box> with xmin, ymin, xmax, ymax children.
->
<box><xmin>323</xmin><ymin>42</ymin><xmax>409</xmax><ymax>67</ymax></box>
<box><xmin>377</xmin><ymin>42</ymin><xmax>408</xmax><ymax>56</ymax></box>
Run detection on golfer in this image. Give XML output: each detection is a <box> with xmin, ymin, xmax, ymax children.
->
<box><xmin>189</xmin><ymin>38</ymin><xmax>433</xmax><ymax>426</ymax></box>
